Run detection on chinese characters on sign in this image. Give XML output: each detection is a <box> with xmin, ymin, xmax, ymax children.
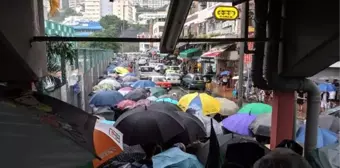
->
<box><xmin>213</xmin><ymin>6</ymin><xmax>239</xmax><ymax>21</ymax></box>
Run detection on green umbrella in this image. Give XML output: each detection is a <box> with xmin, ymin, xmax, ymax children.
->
<box><xmin>150</xmin><ymin>87</ymin><xmax>167</xmax><ymax>98</ymax></box>
<box><xmin>238</xmin><ymin>103</ymin><xmax>272</xmax><ymax>115</ymax></box>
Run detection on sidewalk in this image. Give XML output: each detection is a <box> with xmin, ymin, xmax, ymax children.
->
<box><xmin>210</xmin><ymin>82</ymin><xmax>235</xmax><ymax>100</ymax></box>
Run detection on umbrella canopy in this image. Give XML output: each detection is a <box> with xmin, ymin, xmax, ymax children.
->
<box><xmin>158</xmin><ymin>94</ymin><xmax>179</xmax><ymax>101</ymax></box>
<box><xmin>133</xmin><ymin>99</ymin><xmax>151</xmax><ymax>108</ymax></box>
<box><xmin>178</xmin><ymin>92</ymin><xmax>221</xmax><ymax>116</ymax></box>
<box><xmin>124</xmin><ymin>73</ymin><xmax>137</xmax><ymax>77</ymax></box>
<box><xmin>114</xmin><ymin>105</ymin><xmax>186</xmax><ymax>145</ymax></box>
<box><xmin>122</xmin><ymin>76</ymin><xmax>138</xmax><ymax>83</ymax></box>
<box><xmin>326</xmin><ymin>106</ymin><xmax>340</xmax><ymax>118</ymax></box>
<box><xmin>118</xmin><ymin>87</ymin><xmax>133</xmax><ymax>96</ymax></box>
<box><xmin>92</xmin><ymin>83</ymin><xmax>114</xmax><ymax>93</ymax></box>
<box><xmin>221</xmin><ymin>113</ymin><xmax>257</xmax><ymax>136</ymax></box>
<box><xmin>118</xmin><ymin>62</ymin><xmax>129</xmax><ymax>67</ymax></box>
<box><xmin>124</xmin><ymin>88</ymin><xmax>149</xmax><ymax>101</ymax></box>
<box><xmin>89</xmin><ymin>91</ymin><xmax>125</xmax><ymax>107</ymax></box>
<box><xmin>296</xmin><ymin>125</ymin><xmax>338</xmax><ymax>148</ymax></box>
<box><xmin>220</xmin><ymin>70</ymin><xmax>230</xmax><ymax>76</ymax></box>
<box><xmin>98</xmin><ymin>78</ymin><xmax>121</xmax><ymax>90</ymax></box>
<box><xmin>0</xmin><ymin>101</ymin><xmax>94</xmax><ymax>168</ymax></box>
<box><xmin>147</xmin><ymin>96</ymin><xmax>158</xmax><ymax>101</ymax></box>
<box><xmin>149</xmin><ymin>101</ymin><xmax>182</xmax><ymax>112</ymax></box>
<box><xmin>150</xmin><ymin>87</ymin><xmax>167</xmax><ymax>97</ymax></box>
<box><xmin>307</xmin><ymin>143</ymin><xmax>339</xmax><ymax>168</ymax></box>
<box><xmin>168</xmin><ymin>111</ymin><xmax>207</xmax><ymax>145</ymax></box>
<box><xmin>195</xmin><ymin>134</ymin><xmax>270</xmax><ymax>166</ymax></box>
<box><xmin>116</xmin><ymin>100</ymin><xmax>136</xmax><ymax>110</ymax></box>
<box><xmin>131</xmin><ymin>80</ymin><xmax>156</xmax><ymax>88</ymax></box>
<box><xmin>318</xmin><ymin>83</ymin><xmax>336</xmax><ymax>92</ymax></box>
<box><xmin>254</xmin><ymin>148</ymin><xmax>312</xmax><ymax>168</ymax></box>
<box><xmin>103</xmin><ymin>144</ymin><xmax>146</xmax><ymax>166</ymax></box>
<box><xmin>91</xmin><ymin>121</ymin><xmax>124</xmax><ymax>167</ymax></box>
<box><xmin>215</xmin><ymin>97</ymin><xmax>239</xmax><ymax>116</ymax></box>
<box><xmin>115</xmin><ymin>67</ymin><xmax>130</xmax><ymax>74</ymax></box>
<box><xmin>156</xmin><ymin>97</ymin><xmax>179</xmax><ymax>105</ymax></box>
<box><xmin>152</xmin><ymin>147</ymin><xmax>203</xmax><ymax>168</ymax></box>
<box><xmin>318</xmin><ymin>115</ymin><xmax>340</xmax><ymax>133</ymax></box>
<box><xmin>249</xmin><ymin>113</ymin><xmax>271</xmax><ymax>137</ymax></box>
<box><xmin>238</xmin><ymin>103</ymin><xmax>272</xmax><ymax>116</ymax></box>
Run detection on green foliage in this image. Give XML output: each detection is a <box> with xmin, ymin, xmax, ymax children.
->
<box><xmin>46</xmin><ymin>41</ymin><xmax>76</xmax><ymax>73</ymax></box>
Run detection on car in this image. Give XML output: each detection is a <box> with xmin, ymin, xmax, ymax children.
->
<box><xmin>148</xmin><ymin>60</ymin><xmax>159</xmax><ymax>67</ymax></box>
<box><xmin>166</xmin><ymin>66</ymin><xmax>181</xmax><ymax>74</ymax></box>
<box><xmin>154</xmin><ymin>64</ymin><xmax>167</xmax><ymax>72</ymax></box>
<box><xmin>181</xmin><ymin>73</ymin><xmax>206</xmax><ymax>90</ymax></box>
<box><xmin>150</xmin><ymin>76</ymin><xmax>172</xmax><ymax>90</ymax></box>
<box><xmin>139</xmin><ymin>66</ymin><xmax>154</xmax><ymax>79</ymax></box>
<box><xmin>165</xmin><ymin>73</ymin><xmax>181</xmax><ymax>85</ymax></box>
<box><xmin>138</xmin><ymin>59</ymin><xmax>147</xmax><ymax>66</ymax></box>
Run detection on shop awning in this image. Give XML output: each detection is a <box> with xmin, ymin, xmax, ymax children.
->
<box><xmin>179</xmin><ymin>48</ymin><xmax>202</xmax><ymax>58</ymax></box>
<box><xmin>201</xmin><ymin>44</ymin><xmax>235</xmax><ymax>58</ymax></box>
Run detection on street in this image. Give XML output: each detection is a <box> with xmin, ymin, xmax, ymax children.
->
<box><xmin>134</xmin><ymin>61</ymin><xmax>203</xmax><ymax>98</ymax></box>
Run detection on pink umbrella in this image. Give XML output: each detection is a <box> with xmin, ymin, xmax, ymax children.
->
<box><xmin>118</xmin><ymin>87</ymin><xmax>133</xmax><ymax>96</ymax></box>
<box><xmin>116</xmin><ymin>100</ymin><xmax>136</xmax><ymax>110</ymax></box>
<box><xmin>133</xmin><ymin>99</ymin><xmax>151</xmax><ymax>108</ymax></box>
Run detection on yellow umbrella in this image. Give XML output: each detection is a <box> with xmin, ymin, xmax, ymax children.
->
<box><xmin>178</xmin><ymin>92</ymin><xmax>221</xmax><ymax>116</ymax></box>
<box><xmin>114</xmin><ymin>67</ymin><xmax>129</xmax><ymax>75</ymax></box>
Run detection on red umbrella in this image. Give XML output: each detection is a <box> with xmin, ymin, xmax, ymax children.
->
<box><xmin>117</xmin><ymin>100</ymin><xmax>136</xmax><ymax>110</ymax></box>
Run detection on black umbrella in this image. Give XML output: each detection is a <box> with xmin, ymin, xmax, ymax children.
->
<box><xmin>114</xmin><ymin>105</ymin><xmax>186</xmax><ymax>145</ymax></box>
<box><xmin>149</xmin><ymin>101</ymin><xmax>182</xmax><ymax>112</ymax></box>
<box><xmin>166</xmin><ymin>111</ymin><xmax>207</xmax><ymax>145</ymax></box>
<box><xmin>195</xmin><ymin>134</ymin><xmax>270</xmax><ymax>166</ymax></box>
<box><xmin>124</xmin><ymin>88</ymin><xmax>148</xmax><ymax>101</ymax></box>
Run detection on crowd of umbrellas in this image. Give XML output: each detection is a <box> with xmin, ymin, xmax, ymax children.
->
<box><xmin>82</xmin><ymin>59</ymin><xmax>339</xmax><ymax>168</ymax></box>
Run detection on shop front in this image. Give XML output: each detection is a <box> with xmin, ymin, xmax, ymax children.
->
<box><xmin>179</xmin><ymin>48</ymin><xmax>202</xmax><ymax>73</ymax></box>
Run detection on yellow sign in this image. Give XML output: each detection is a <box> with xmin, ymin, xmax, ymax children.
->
<box><xmin>213</xmin><ymin>6</ymin><xmax>239</xmax><ymax>20</ymax></box>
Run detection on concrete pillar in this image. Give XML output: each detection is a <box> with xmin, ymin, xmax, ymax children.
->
<box><xmin>270</xmin><ymin>91</ymin><xmax>296</xmax><ymax>148</ymax></box>
<box><xmin>0</xmin><ymin>0</ymin><xmax>47</xmax><ymax>78</ymax></box>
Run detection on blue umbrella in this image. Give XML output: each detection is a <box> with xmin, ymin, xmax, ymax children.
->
<box><xmin>220</xmin><ymin>71</ymin><xmax>230</xmax><ymax>76</ymax></box>
<box><xmin>221</xmin><ymin>113</ymin><xmax>257</xmax><ymax>136</ymax></box>
<box><xmin>124</xmin><ymin>73</ymin><xmax>137</xmax><ymax>77</ymax></box>
<box><xmin>318</xmin><ymin>83</ymin><xmax>336</xmax><ymax>92</ymax></box>
<box><xmin>131</xmin><ymin>80</ymin><xmax>156</xmax><ymax>88</ymax></box>
<box><xmin>89</xmin><ymin>90</ymin><xmax>124</xmax><ymax>107</ymax></box>
<box><xmin>152</xmin><ymin>147</ymin><xmax>203</xmax><ymax>168</ymax></box>
<box><xmin>296</xmin><ymin>125</ymin><xmax>338</xmax><ymax>148</ymax></box>
<box><xmin>156</xmin><ymin>98</ymin><xmax>179</xmax><ymax>105</ymax></box>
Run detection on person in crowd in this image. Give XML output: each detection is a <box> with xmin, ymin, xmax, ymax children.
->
<box><xmin>222</xmin><ymin>75</ymin><xmax>228</xmax><ymax>91</ymax></box>
<box><xmin>320</xmin><ymin>91</ymin><xmax>330</xmax><ymax>112</ymax></box>
<box><xmin>297</xmin><ymin>91</ymin><xmax>306</xmax><ymax>112</ymax></box>
<box><xmin>333</xmin><ymin>79</ymin><xmax>339</xmax><ymax>101</ymax></box>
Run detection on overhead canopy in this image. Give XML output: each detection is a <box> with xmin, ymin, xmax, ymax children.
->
<box><xmin>201</xmin><ymin>43</ymin><xmax>236</xmax><ymax>58</ymax></box>
<box><xmin>179</xmin><ymin>48</ymin><xmax>202</xmax><ymax>58</ymax></box>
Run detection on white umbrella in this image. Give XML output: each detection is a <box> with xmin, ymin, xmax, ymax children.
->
<box><xmin>98</xmin><ymin>78</ymin><xmax>121</xmax><ymax>89</ymax></box>
<box><xmin>215</xmin><ymin>97</ymin><xmax>239</xmax><ymax>116</ymax></box>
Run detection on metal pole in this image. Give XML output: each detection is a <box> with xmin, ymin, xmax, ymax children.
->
<box><xmin>122</xmin><ymin>4</ymin><xmax>125</xmax><ymax>54</ymax></box>
<box><xmin>237</xmin><ymin>1</ymin><xmax>249</xmax><ymax>107</ymax></box>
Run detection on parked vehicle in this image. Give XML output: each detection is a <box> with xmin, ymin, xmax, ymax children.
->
<box><xmin>148</xmin><ymin>60</ymin><xmax>159</xmax><ymax>67</ymax></box>
<box><xmin>166</xmin><ymin>66</ymin><xmax>181</xmax><ymax>74</ymax></box>
<box><xmin>139</xmin><ymin>66</ymin><xmax>154</xmax><ymax>80</ymax></box>
<box><xmin>154</xmin><ymin>64</ymin><xmax>167</xmax><ymax>72</ymax></box>
<box><xmin>138</xmin><ymin>58</ymin><xmax>147</xmax><ymax>66</ymax></box>
<box><xmin>150</xmin><ymin>76</ymin><xmax>172</xmax><ymax>90</ymax></box>
<box><xmin>165</xmin><ymin>73</ymin><xmax>181</xmax><ymax>85</ymax></box>
<box><xmin>181</xmin><ymin>73</ymin><xmax>205</xmax><ymax>90</ymax></box>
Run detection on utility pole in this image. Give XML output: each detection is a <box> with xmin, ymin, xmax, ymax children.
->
<box><xmin>237</xmin><ymin>1</ymin><xmax>249</xmax><ymax>107</ymax></box>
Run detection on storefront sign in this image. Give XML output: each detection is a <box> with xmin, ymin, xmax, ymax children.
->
<box><xmin>213</xmin><ymin>6</ymin><xmax>239</xmax><ymax>20</ymax></box>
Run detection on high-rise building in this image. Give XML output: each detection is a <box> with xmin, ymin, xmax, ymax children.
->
<box><xmin>112</xmin><ymin>0</ymin><xmax>136</xmax><ymax>23</ymax></box>
<box><xmin>133</xmin><ymin>0</ymin><xmax>170</xmax><ymax>9</ymax></box>
<box><xmin>83</xmin><ymin>0</ymin><xmax>101</xmax><ymax>21</ymax></box>
<box><xmin>100</xmin><ymin>0</ymin><xmax>113</xmax><ymax>17</ymax></box>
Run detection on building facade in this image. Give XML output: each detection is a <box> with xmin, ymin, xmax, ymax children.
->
<box><xmin>72</xmin><ymin>21</ymin><xmax>103</xmax><ymax>37</ymax></box>
<box><xmin>83</xmin><ymin>0</ymin><xmax>101</xmax><ymax>21</ymax></box>
<box><xmin>100</xmin><ymin>0</ymin><xmax>113</xmax><ymax>17</ymax></box>
<box><xmin>137</xmin><ymin>12</ymin><xmax>167</xmax><ymax>25</ymax></box>
<box><xmin>112</xmin><ymin>0</ymin><xmax>137</xmax><ymax>23</ymax></box>
<box><xmin>134</xmin><ymin>0</ymin><xmax>170</xmax><ymax>9</ymax></box>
